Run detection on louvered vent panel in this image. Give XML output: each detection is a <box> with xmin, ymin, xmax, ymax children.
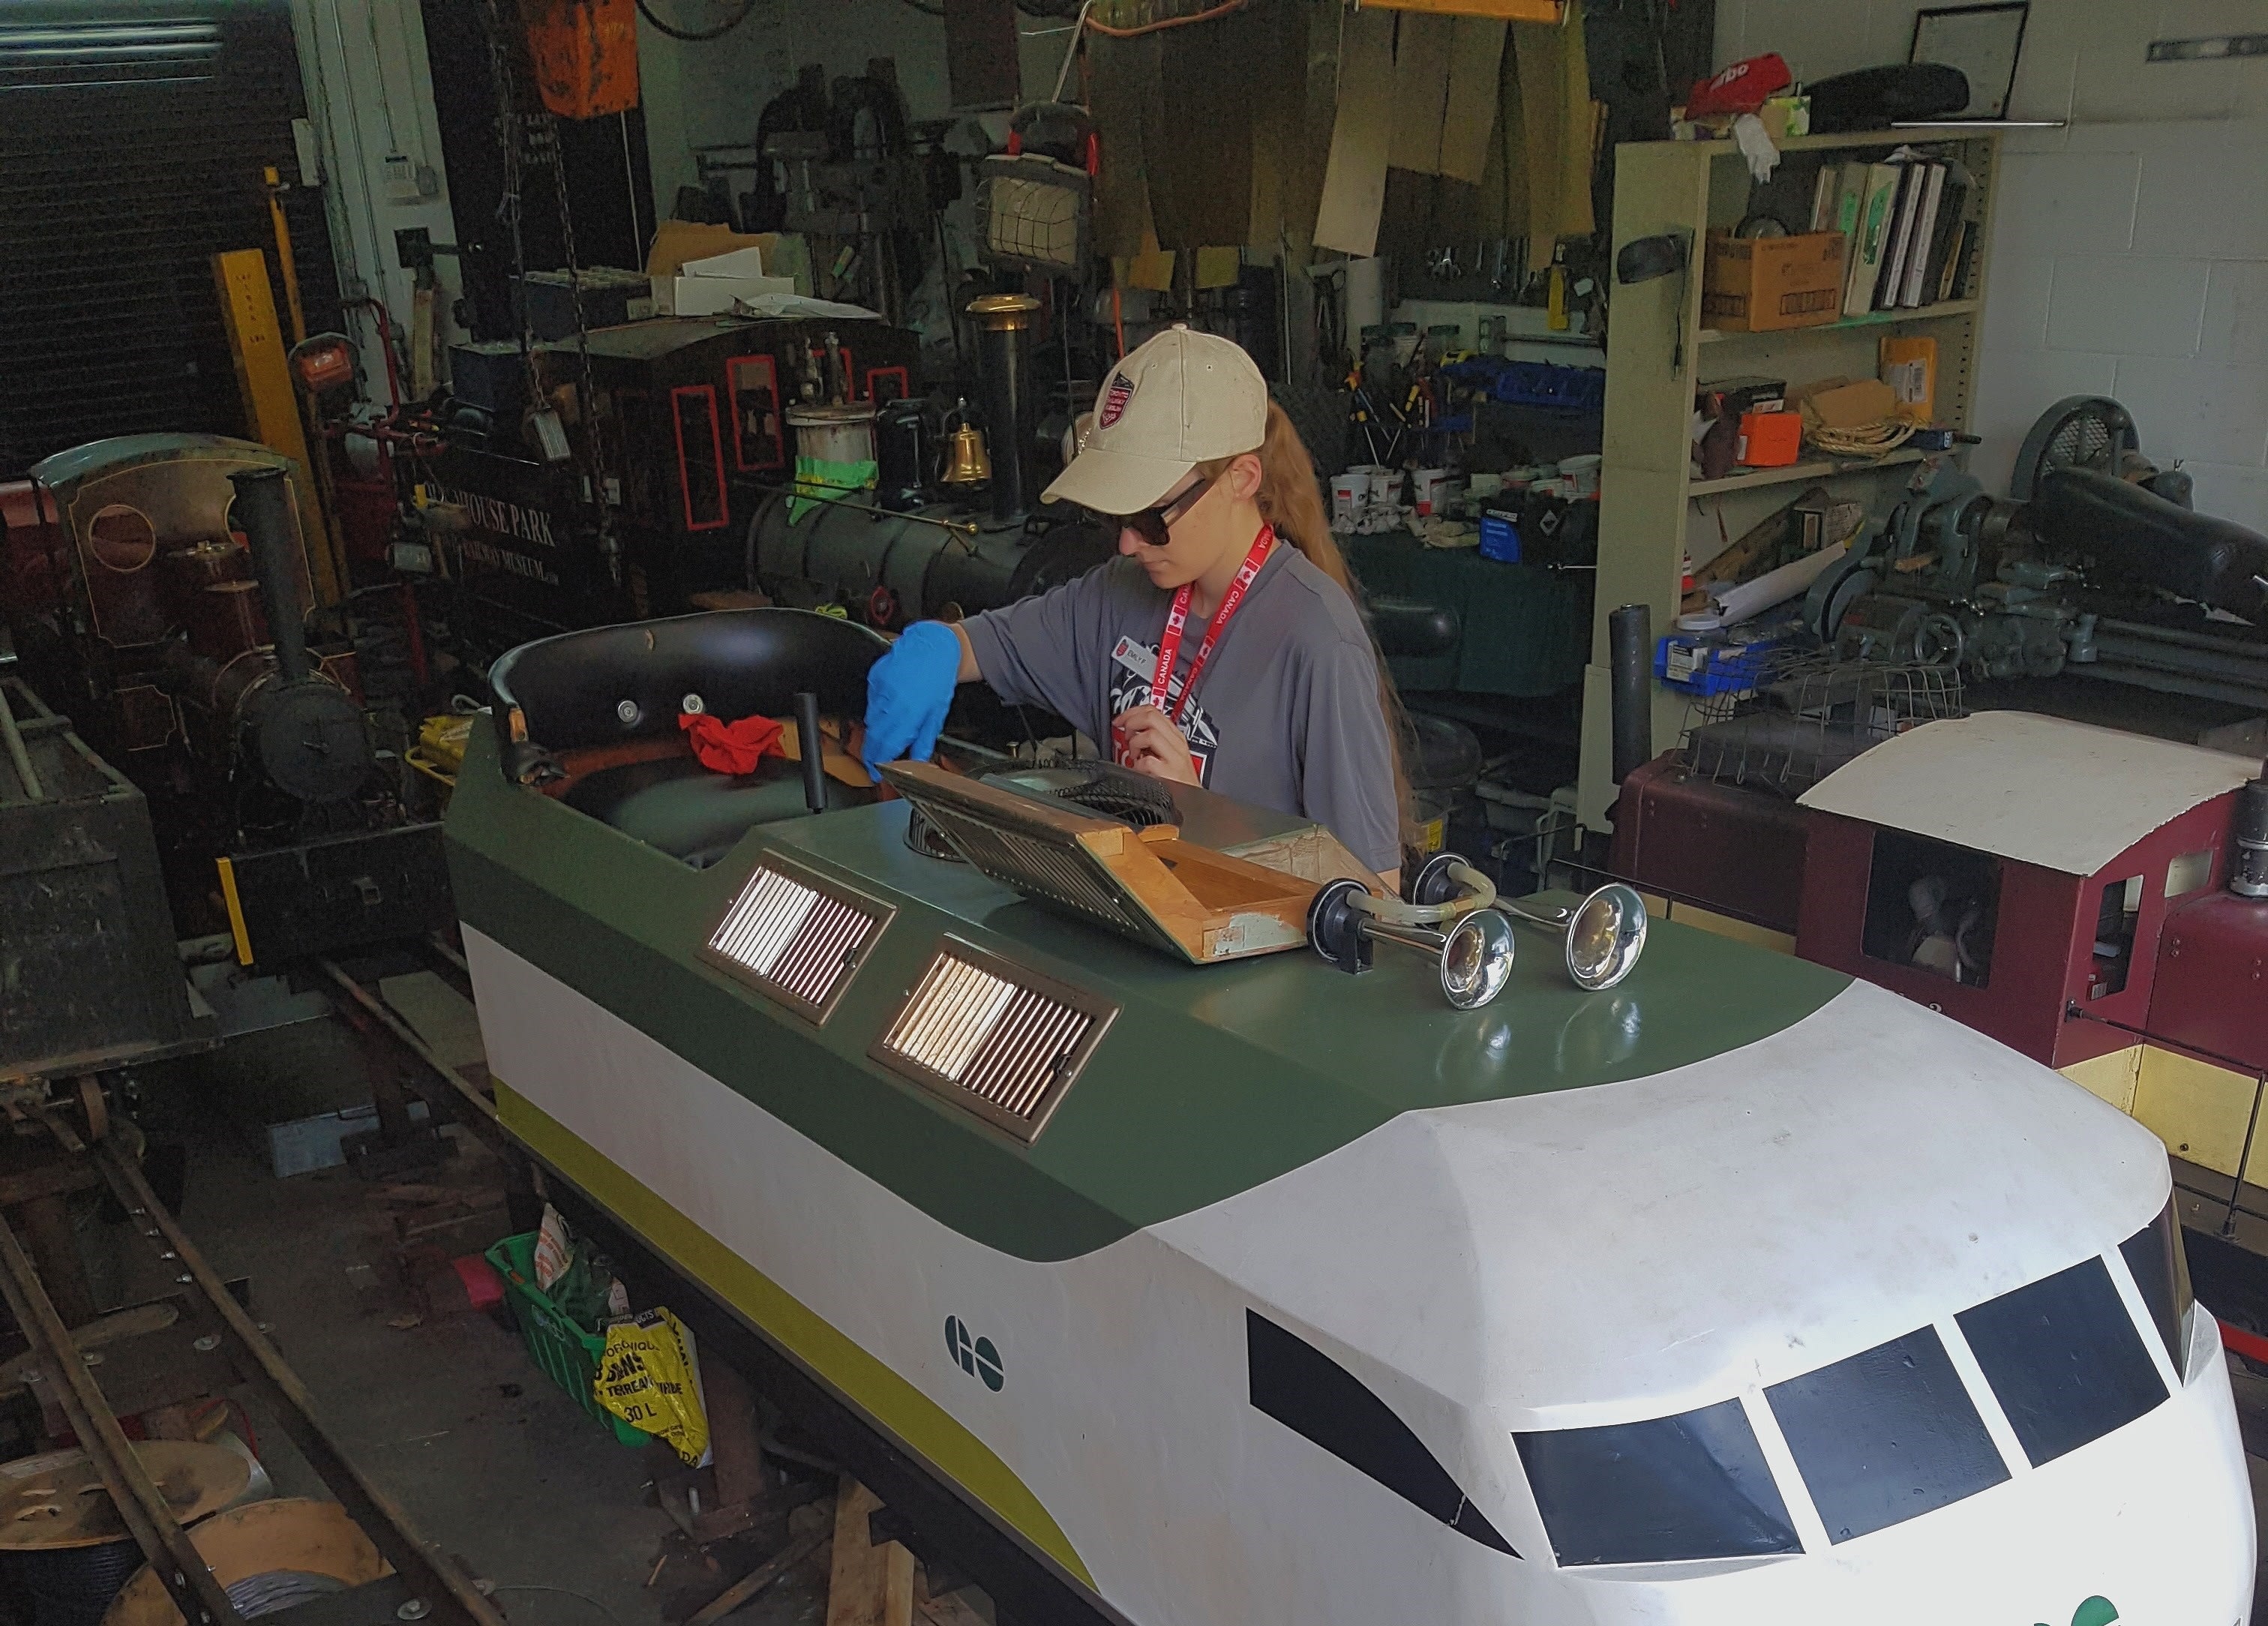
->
<box><xmin>872</xmin><ymin>941</ymin><xmax>1113</xmax><ymax>1143</ymax></box>
<box><xmin>920</xmin><ymin>802</ymin><xmax>1153</xmax><ymax>939</ymax></box>
<box><xmin>961</xmin><ymin>988</ymin><xmax>1092</xmax><ymax>1119</ymax></box>
<box><xmin>703</xmin><ymin>860</ymin><xmax>887</xmax><ymax>1023</ymax></box>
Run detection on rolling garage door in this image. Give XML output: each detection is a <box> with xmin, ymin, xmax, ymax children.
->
<box><xmin>0</xmin><ymin>2</ymin><xmax>340</xmax><ymax>472</ymax></box>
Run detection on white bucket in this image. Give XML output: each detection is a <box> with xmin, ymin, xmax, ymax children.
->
<box><xmin>1331</xmin><ymin>471</ymin><xmax>1367</xmax><ymax>529</ymax></box>
<box><xmin>787</xmin><ymin>403</ymin><xmax>878</xmax><ymax>466</ymax></box>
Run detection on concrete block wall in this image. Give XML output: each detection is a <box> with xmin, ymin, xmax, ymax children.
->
<box><xmin>1715</xmin><ymin>0</ymin><xmax>2268</xmax><ymax>532</ymax></box>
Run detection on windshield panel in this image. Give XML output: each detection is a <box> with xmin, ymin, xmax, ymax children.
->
<box><xmin>1956</xmin><ymin>1254</ymin><xmax>2168</xmax><ymax>1467</ymax></box>
<box><xmin>1515</xmin><ymin>1398</ymin><xmax>1799</xmax><ymax>1566</ymax></box>
<box><xmin>2119</xmin><ymin>1200</ymin><xmax>2192</xmax><ymax>1373</ymax></box>
<box><xmin>1766</xmin><ymin>1326</ymin><xmax>2008</xmax><ymax>1543</ymax></box>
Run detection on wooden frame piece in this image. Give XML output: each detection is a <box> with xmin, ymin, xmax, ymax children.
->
<box><xmin>879</xmin><ymin>760</ymin><xmax>1325</xmax><ymax>963</ymax></box>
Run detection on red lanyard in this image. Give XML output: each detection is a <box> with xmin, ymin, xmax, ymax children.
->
<box><xmin>1150</xmin><ymin>524</ymin><xmax>1274</xmax><ymax>723</ymax></box>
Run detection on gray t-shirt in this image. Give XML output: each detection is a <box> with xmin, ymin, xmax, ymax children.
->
<box><xmin>961</xmin><ymin>548</ymin><xmax>1402</xmax><ymax>872</ymax></box>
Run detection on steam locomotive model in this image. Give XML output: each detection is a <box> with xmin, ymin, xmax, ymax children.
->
<box><xmin>449</xmin><ymin>607</ymin><xmax>2252</xmax><ymax>1626</ymax></box>
<box><xmin>0</xmin><ymin>434</ymin><xmax>446</xmax><ymax>964</ymax></box>
<box><xmin>427</xmin><ymin>298</ymin><xmax>1114</xmax><ymax>674</ymax></box>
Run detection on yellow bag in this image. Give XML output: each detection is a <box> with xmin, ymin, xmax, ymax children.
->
<box><xmin>594</xmin><ymin>1310</ymin><xmax>709</xmax><ymax>1465</ymax></box>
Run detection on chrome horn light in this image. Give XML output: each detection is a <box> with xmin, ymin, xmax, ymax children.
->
<box><xmin>1438</xmin><ymin>908</ymin><xmax>1517</xmax><ymax>1009</ymax></box>
<box><xmin>1502</xmin><ymin>882</ymin><xmax>1649</xmax><ymax>991</ymax></box>
<box><xmin>1305</xmin><ymin>857</ymin><xmax>1518</xmax><ymax>1010</ymax></box>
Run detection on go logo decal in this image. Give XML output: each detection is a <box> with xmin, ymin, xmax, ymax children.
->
<box><xmin>2036</xmin><ymin>1598</ymin><xmax>2117</xmax><ymax>1626</ymax></box>
<box><xmin>944</xmin><ymin>1316</ymin><xmax>1004</xmax><ymax>1392</ymax></box>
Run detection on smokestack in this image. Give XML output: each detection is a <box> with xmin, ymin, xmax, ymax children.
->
<box><xmin>1607</xmin><ymin>602</ymin><xmax>1654</xmax><ymax>785</ymax></box>
<box><xmin>968</xmin><ymin>294</ymin><xmax>1041</xmax><ymax>525</ymax></box>
<box><xmin>230</xmin><ymin>466</ymin><xmax>311</xmax><ymax>685</ymax></box>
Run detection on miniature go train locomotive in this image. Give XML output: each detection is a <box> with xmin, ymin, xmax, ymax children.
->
<box><xmin>448</xmin><ymin>608</ymin><xmax>2253</xmax><ymax>1625</ymax></box>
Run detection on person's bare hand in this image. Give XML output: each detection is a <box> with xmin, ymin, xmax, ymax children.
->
<box><xmin>1114</xmin><ymin>705</ymin><xmax>1201</xmax><ymax>784</ymax></box>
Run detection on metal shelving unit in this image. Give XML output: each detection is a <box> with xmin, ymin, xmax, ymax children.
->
<box><xmin>1576</xmin><ymin>126</ymin><xmax>2003</xmax><ymax>828</ymax></box>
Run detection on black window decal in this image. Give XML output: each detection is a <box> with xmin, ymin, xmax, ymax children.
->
<box><xmin>1767</xmin><ymin>1326</ymin><xmax>2008</xmax><ymax>1544</ymax></box>
<box><xmin>1515</xmin><ymin>1398</ymin><xmax>1800</xmax><ymax>1567</ymax></box>
<box><xmin>2120</xmin><ymin>1200</ymin><xmax>2192</xmax><ymax>1373</ymax></box>
<box><xmin>1246</xmin><ymin>1311</ymin><xmax>1516</xmax><ymax>1556</ymax></box>
<box><xmin>1957</xmin><ymin>1255</ymin><xmax>2168</xmax><ymax>1468</ymax></box>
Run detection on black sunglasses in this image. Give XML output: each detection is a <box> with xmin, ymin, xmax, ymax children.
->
<box><xmin>1112</xmin><ymin>474</ymin><xmax>1214</xmax><ymax>548</ymax></box>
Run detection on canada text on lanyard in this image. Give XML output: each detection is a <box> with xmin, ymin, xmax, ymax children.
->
<box><xmin>1148</xmin><ymin>524</ymin><xmax>1274</xmax><ymax>729</ymax></box>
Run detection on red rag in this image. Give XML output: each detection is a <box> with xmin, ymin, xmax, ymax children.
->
<box><xmin>680</xmin><ymin>711</ymin><xmax>786</xmax><ymax>776</ymax></box>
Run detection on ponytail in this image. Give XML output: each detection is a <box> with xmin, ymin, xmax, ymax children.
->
<box><xmin>1203</xmin><ymin>402</ymin><xmax>1416</xmax><ymax>853</ymax></box>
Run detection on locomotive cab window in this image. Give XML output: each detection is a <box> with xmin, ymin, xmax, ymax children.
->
<box><xmin>1246</xmin><ymin>1312</ymin><xmax>1516</xmax><ymax>1556</ymax></box>
<box><xmin>1862</xmin><ymin>830</ymin><xmax>2001</xmax><ymax>988</ymax></box>
<box><xmin>2088</xmin><ymin>874</ymin><xmax>2144</xmax><ymax>1000</ymax></box>
<box><xmin>1514</xmin><ymin>1399</ymin><xmax>1800</xmax><ymax>1567</ymax></box>
<box><xmin>2121</xmin><ymin>1199</ymin><xmax>2194</xmax><ymax>1373</ymax></box>
<box><xmin>1956</xmin><ymin>1254</ymin><xmax>2168</xmax><ymax>1468</ymax></box>
<box><xmin>1766</xmin><ymin>1325</ymin><xmax>2008</xmax><ymax>1543</ymax></box>
<box><xmin>670</xmin><ymin>384</ymin><xmax>729</xmax><ymax>532</ymax></box>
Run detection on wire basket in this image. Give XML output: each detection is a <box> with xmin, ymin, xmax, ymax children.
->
<box><xmin>1678</xmin><ymin>651</ymin><xmax>1966</xmax><ymax>797</ymax></box>
<box><xmin>976</xmin><ymin>154</ymin><xmax>1090</xmax><ymax>274</ymax></box>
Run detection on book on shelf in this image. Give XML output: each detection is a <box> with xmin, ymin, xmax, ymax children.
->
<box><xmin>1916</xmin><ymin>172</ymin><xmax>1966</xmax><ymax>308</ymax></box>
<box><xmin>1845</xmin><ymin>162</ymin><xmax>1904</xmax><ymax>317</ymax></box>
<box><xmin>1833</xmin><ymin>160</ymin><xmax>1870</xmax><ymax>241</ymax></box>
<box><xmin>1810</xmin><ymin>165</ymin><xmax>1839</xmax><ymax>232</ymax></box>
<box><xmin>1936</xmin><ymin>218</ymin><xmax>1977</xmax><ymax>303</ymax></box>
<box><xmin>1874</xmin><ymin>161</ymin><xmax>1929</xmax><ymax>311</ymax></box>
<box><xmin>1899</xmin><ymin>163</ymin><xmax>1948</xmax><ymax>308</ymax></box>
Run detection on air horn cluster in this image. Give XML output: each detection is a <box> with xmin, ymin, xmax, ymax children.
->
<box><xmin>1306</xmin><ymin>854</ymin><xmax>1648</xmax><ymax>1010</ymax></box>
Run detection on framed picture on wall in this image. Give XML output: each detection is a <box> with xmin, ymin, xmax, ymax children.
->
<box><xmin>1910</xmin><ymin>2</ymin><xmax>2030</xmax><ymax>119</ymax></box>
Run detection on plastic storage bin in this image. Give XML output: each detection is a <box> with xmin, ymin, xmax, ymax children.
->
<box><xmin>1478</xmin><ymin>509</ymin><xmax>1522</xmax><ymax>562</ymax></box>
<box><xmin>1656</xmin><ymin>633</ymin><xmax>1785</xmax><ymax>697</ymax></box>
<box><xmin>486</xmin><ymin>1231</ymin><xmax>650</xmax><ymax>1447</ymax></box>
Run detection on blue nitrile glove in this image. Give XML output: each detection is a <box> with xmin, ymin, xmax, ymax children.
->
<box><xmin>861</xmin><ymin>620</ymin><xmax>963</xmax><ymax>782</ymax></box>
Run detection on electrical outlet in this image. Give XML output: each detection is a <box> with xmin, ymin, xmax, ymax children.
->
<box><xmin>382</xmin><ymin>152</ymin><xmax>423</xmax><ymax>206</ymax></box>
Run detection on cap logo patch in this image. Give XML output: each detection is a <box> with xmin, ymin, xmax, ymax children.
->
<box><xmin>1099</xmin><ymin>371</ymin><xmax>1135</xmax><ymax>428</ymax></box>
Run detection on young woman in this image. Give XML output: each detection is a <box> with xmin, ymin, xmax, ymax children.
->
<box><xmin>860</xmin><ymin>326</ymin><xmax>1406</xmax><ymax>881</ymax></box>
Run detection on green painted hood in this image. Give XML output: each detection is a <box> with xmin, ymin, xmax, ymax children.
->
<box><xmin>447</xmin><ymin>729</ymin><xmax>1849</xmax><ymax>1262</ymax></box>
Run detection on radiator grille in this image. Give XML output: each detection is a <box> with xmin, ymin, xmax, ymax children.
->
<box><xmin>702</xmin><ymin>860</ymin><xmax>889</xmax><ymax>1023</ymax></box>
<box><xmin>872</xmin><ymin>940</ymin><xmax>1113</xmax><ymax>1142</ymax></box>
<box><xmin>917</xmin><ymin>800</ymin><xmax>1168</xmax><ymax>948</ymax></box>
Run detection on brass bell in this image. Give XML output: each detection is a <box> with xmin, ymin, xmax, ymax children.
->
<box><xmin>940</xmin><ymin>422</ymin><xmax>992</xmax><ymax>487</ymax></box>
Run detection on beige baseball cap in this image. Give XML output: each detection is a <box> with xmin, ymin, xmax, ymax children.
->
<box><xmin>1042</xmin><ymin>325</ymin><xmax>1269</xmax><ymax>514</ymax></box>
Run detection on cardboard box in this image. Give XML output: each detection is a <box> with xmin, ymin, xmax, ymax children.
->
<box><xmin>671</xmin><ymin>272</ymin><xmax>798</xmax><ymax>316</ymax></box>
<box><xmin>1802</xmin><ymin>376</ymin><xmax>1898</xmax><ymax>430</ymax></box>
<box><xmin>1736</xmin><ymin>408</ymin><xmax>1803</xmax><ymax>466</ymax></box>
<box><xmin>646</xmin><ymin>219</ymin><xmax>778</xmax><ymax>280</ymax></box>
<box><xmin>1879</xmin><ymin>335</ymin><xmax>1938</xmax><ymax>423</ymax></box>
<box><xmin>1701</xmin><ymin>230</ymin><xmax>1846</xmax><ymax>332</ymax></box>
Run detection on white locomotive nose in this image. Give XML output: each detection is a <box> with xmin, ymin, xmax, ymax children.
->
<box><xmin>1540</xmin><ymin>1308</ymin><xmax>2254</xmax><ymax>1626</ymax></box>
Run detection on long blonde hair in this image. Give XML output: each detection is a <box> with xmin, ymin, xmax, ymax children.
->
<box><xmin>1201</xmin><ymin>402</ymin><xmax>1416</xmax><ymax>848</ymax></box>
